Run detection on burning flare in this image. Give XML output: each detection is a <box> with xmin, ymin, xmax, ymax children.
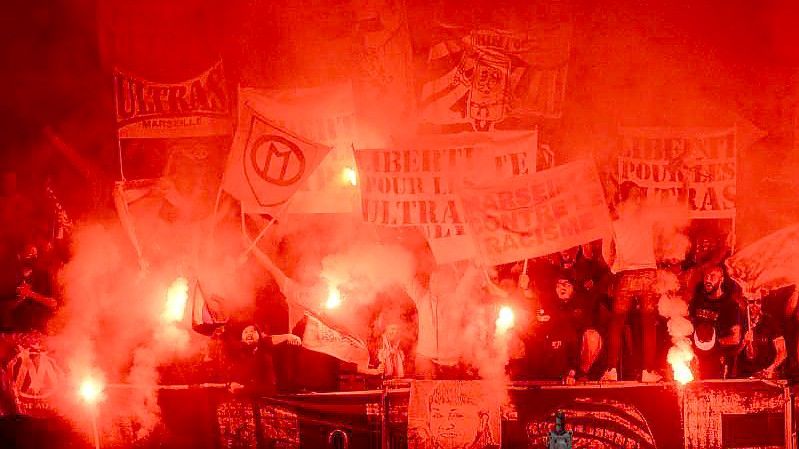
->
<box><xmin>162</xmin><ymin>277</ymin><xmax>189</xmax><ymax>323</ymax></box>
<box><xmin>495</xmin><ymin>306</ymin><xmax>515</xmax><ymax>334</ymax></box>
<box><xmin>78</xmin><ymin>377</ymin><xmax>105</xmax><ymax>405</ymax></box>
<box><xmin>325</xmin><ymin>284</ymin><xmax>342</xmax><ymax>310</ymax></box>
<box><xmin>668</xmin><ymin>341</ymin><xmax>695</xmax><ymax>385</ymax></box>
<box><xmin>342</xmin><ymin>167</ymin><xmax>357</xmax><ymax>186</ymax></box>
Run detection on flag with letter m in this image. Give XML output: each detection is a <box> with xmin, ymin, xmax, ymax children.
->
<box><xmin>223</xmin><ymin>90</ymin><xmax>330</xmax><ymax>214</ymax></box>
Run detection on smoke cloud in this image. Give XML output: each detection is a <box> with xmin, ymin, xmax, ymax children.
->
<box><xmin>46</xmin><ymin>201</ymin><xmax>261</xmax><ymax>440</ymax></box>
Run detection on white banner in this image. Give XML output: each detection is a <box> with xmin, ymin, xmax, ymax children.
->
<box><xmin>355</xmin><ymin>131</ymin><xmax>537</xmax><ymax>264</ymax></box>
<box><xmin>302</xmin><ymin>313</ymin><xmax>369</xmax><ymax>367</ymax></box>
<box><xmin>618</xmin><ymin>127</ymin><xmax>737</xmax><ymax>219</ymax></box>
<box><xmin>223</xmin><ymin>91</ymin><xmax>331</xmax><ymax>214</ymax></box>
<box><xmin>241</xmin><ymin>84</ymin><xmax>360</xmax><ymax>214</ymax></box>
<box><xmin>460</xmin><ymin>160</ymin><xmax>611</xmax><ymax>266</ymax></box>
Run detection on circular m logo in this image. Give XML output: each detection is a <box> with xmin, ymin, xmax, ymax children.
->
<box><xmin>7</xmin><ymin>348</ymin><xmax>63</xmax><ymax>400</ymax></box>
<box><xmin>249</xmin><ymin>135</ymin><xmax>306</xmax><ymax>186</ymax></box>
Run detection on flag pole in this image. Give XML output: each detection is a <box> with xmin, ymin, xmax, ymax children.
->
<box><xmin>91</xmin><ymin>406</ymin><xmax>101</xmax><ymax>449</ymax></box>
<box><xmin>237</xmin><ymin>197</ymin><xmax>294</xmax><ymax>263</ymax></box>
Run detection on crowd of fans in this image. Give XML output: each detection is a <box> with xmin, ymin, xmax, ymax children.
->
<box><xmin>1</xmin><ymin>170</ymin><xmax>795</xmax><ymax>395</ymax></box>
<box><xmin>221</xmin><ymin>188</ymin><xmax>794</xmax><ymax>393</ymax></box>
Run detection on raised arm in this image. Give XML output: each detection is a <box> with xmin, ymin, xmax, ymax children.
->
<box><xmin>402</xmin><ymin>273</ymin><xmax>428</xmax><ymax>306</ymax></box>
<box><xmin>16</xmin><ymin>283</ymin><xmax>57</xmax><ymax>310</ymax></box>
<box><xmin>250</xmin><ymin>247</ymin><xmax>291</xmax><ymax>293</ymax></box>
<box><xmin>601</xmin><ymin>233</ymin><xmax>616</xmax><ymax>270</ymax></box>
<box><xmin>250</xmin><ymin>248</ymin><xmax>320</xmax><ymax>312</ymax></box>
<box><xmin>767</xmin><ymin>336</ymin><xmax>788</xmax><ymax>375</ymax></box>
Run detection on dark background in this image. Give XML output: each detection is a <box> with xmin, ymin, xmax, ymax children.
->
<box><xmin>1</xmin><ymin>0</ymin><xmax>798</xmax><ymax>246</ymax></box>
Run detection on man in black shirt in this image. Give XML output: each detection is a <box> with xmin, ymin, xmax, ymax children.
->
<box><xmin>227</xmin><ymin>322</ymin><xmax>301</xmax><ymax>396</ymax></box>
<box><xmin>735</xmin><ymin>296</ymin><xmax>787</xmax><ymax>379</ymax></box>
<box><xmin>531</xmin><ymin>275</ymin><xmax>603</xmax><ymax>383</ymax></box>
<box><xmin>689</xmin><ymin>264</ymin><xmax>741</xmax><ymax>379</ymax></box>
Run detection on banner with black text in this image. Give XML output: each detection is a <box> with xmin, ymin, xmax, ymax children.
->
<box><xmin>114</xmin><ymin>61</ymin><xmax>231</xmax><ymax>139</ymax></box>
<box><xmin>354</xmin><ymin>131</ymin><xmax>537</xmax><ymax>264</ymax></box>
<box><xmin>459</xmin><ymin>160</ymin><xmax>611</xmax><ymax>266</ymax></box>
<box><xmin>618</xmin><ymin>127</ymin><xmax>737</xmax><ymax>219</ymax></box>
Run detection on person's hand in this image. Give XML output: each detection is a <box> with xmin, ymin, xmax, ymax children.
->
<box><xmin>744</xmin><ymin>329</ymin><xmax>754</xmax><ymax>344</ymax></box>
<box><xmin>228</xmin><ymin>382</ymin><xmax>244</xmax><ymax>393</ymax></box>
<box><xmin>16</xmin><ymin>283</ymin><xmax>32</xmax><ymax>299</ymax></box>
<box><xmin>754</xmin><ymin>368</ymin><xmax>775</xmax><ymax>379</ymax></box>
<box><xmin>584</xmin><ymin>279</ymin><xmax>594</xmax><ymax>291</ymax></box>
<box><xmin>537</xmin><ymin>310</ymin><xmax>550</xmax><ymax>322</ymax></box>
<box><xmin>518</xmin><ymin>274</ymin><xmax>530</xmax><ymax>290</ymax></box>
<box><xmin>284</xmin><ymin>334</ymin><xmax>302</xmax><ymax>346</ymax></box>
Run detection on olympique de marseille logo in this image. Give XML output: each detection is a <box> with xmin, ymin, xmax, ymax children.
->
<box><xmin>7</xmin><ymin>348</ymin><xmax>63</xmax><ymax>400</ymax></box>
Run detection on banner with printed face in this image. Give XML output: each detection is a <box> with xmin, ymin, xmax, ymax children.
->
<box><xmin>618</xmin><ymin>127</ymin><xmax>737</xmax><ymax>219</ymax></box>
<box><xmin>111</xmin><ymin>62</ymin><xmax>232</xmax><ymax>264</ymax></box>
<box><xmin>223</xmin><ymin>91</ymin><xmax>331</xmax><ymax>215</ymax></box>
<box><xmin>354</xmin><ymin>131</ymin><xmax>537</xmax><ymax>264</ymax></box>
<box><xmin>352</xmin><ymin>0</ymin><xmax>415</xmax><ymax>138</ymax></box>
<box><xmin>241</xmin><ymin>84</ymin><xmax>359</xmax><ymax>214</ymax></box>
<box><xmin>114</xmin><ymin>61</ymin><xmax>231</xmax><ymax>139</ymax></box>
<box><xmin>459</xmin><ymin>160</ymin><xmax>611</xmax><ymax>266</ymax></box>
<box><xmin>408</xmin><ymin>381</ymin><xmax>501</xmax><ymax>449</ymax></box>
<box><xmin>418</xmin><ymin>20</ymin><xmax>571</xmax><ymax>131</ymax></box>
<box><xmin>301</xmin><ymin>313</ymin><xmax>370</xmax><ymax>367</ymax></box>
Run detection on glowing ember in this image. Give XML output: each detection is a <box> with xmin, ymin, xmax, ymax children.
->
<box><xmin>667</xmin><ymin>342</ymin><xmax>695</xmax><ymax>385</ymax></box>
<box><xmin>325</xmin><ymin>285</ymin><xmax>342</xmax><ymax>310</ymax></box>
<box><xmin>495</xmin><ymin>306</ymin><xmax>515</xmax><ymax>333</ymax></box>
<box><xmin>78</xmin><ymin>377</ymin><xmax>104</xmax><ymax>404</ymax></box>
<box><xmin>162</xmin><ymin>277</ymin><xmax>189</xmax><ymax>323</ymax></box>
<box><xmin>342</xmin><ymin>167</ymin><xmax>357</xmax><ymax>186</ymax></box>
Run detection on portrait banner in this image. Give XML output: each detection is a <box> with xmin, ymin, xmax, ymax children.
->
<box><xmin>223</xmin><ymin>91</ymin><xmax>331</xmax><ymax>215</ymax></box>
<box><xmin>459</xmin><ymin>160</ymin><xmax>611</xmax><ymax>266</ymax></box>
<box><xmin>355</xmin><ymin>131</ymin><xmax>537</xmax><ymax>264</ymax></box>
<box><xmin>408</xmin><ymin>381</ymin><xmax>501</xmax><ymax>449</ymax></box>
<box><xmin>618</xmin><ymin>127</ymin><xmax>737</xmax><ymax>219</ymax></box>
<box><xmin>241</xmin><ymin>84</ymin><xmax>360</xmax><ymax>214</ymax></box>
<box><xmin>114</xmin><ymin>60</ymin><xmax>232</xmax><ymax>139</ymax></box>
<box><xmin>419</xmin><ymin>21</ymin><xmax>571</xmax><ymax>131</ymax></box>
